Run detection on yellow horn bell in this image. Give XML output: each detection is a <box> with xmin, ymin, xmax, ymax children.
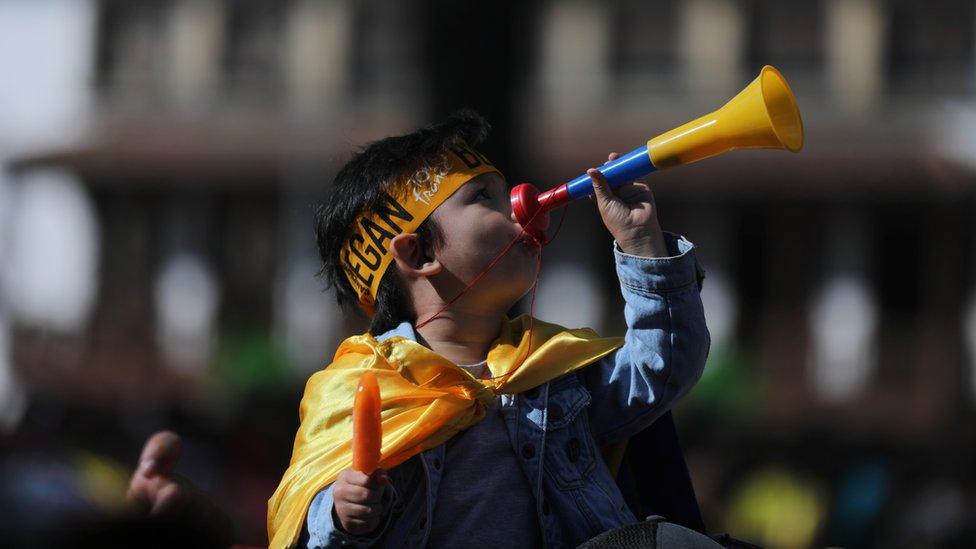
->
<box><xmin>647</xmin><ymin>65</ymin><xmax>804</xmax><ymax>169</ymax></box>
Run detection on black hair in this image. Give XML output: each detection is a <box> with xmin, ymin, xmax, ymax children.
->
<box><xmin>315</xmin><ymin>109</ymin><xmax>491</xmax><ymax>335</ymax></box>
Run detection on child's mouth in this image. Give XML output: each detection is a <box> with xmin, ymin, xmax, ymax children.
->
<box><xmin>516</xmin><ymin>233</ymin><xmax>542</xmax><ymax>249</ymax></box>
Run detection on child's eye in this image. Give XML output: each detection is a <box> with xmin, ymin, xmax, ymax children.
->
<box><xmin>476</xmin><ymin>188</ymin><xmax>491</xmax><ymax>200</ymax></box>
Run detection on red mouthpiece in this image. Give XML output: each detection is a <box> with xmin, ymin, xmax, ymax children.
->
<box><xmin>510</xmin><ymin>183</ymin><xmax>570</xmax><ymax>244</ymax></box>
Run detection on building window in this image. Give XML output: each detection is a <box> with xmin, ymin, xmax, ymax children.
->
<box><xmin>746</xmin><ymin>0</ymin><xmax>823</xmax><ymax>74</ymax></box>
<box><xmin>222</xmin><ymin>0</ymin><xmax>289</xmax><ymax>104</ymax></box>
<box><xmin>95</xmin><ymin>0</ymin><xmax>171</xmax><ymax>101</ymax></box>
<box><xmin>611</xmin><ymin>0</ymin><xmax>678</xmax><ymax>94</ymax></box>
<box><xmin>886</xmin><ymin>0</ymin><xmax>975</xmax><ymax>95</ymax></box>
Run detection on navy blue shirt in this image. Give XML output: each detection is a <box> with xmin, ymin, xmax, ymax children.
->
<box><xmin>426</xmin><ymin>361</ymin><xmax>541</xmax><ymax>547</ymax></box>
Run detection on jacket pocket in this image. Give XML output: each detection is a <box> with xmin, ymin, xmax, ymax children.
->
<box><xmin>543</xmin><ymin>374</ymin><xmax>596</xmax><ymax>489</ymax></box>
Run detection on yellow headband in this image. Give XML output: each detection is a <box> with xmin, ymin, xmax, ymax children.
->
<box><xmin>341</xmin><ymin>144</ymin><xmax>501</xmax><ymax>315</ymax></box>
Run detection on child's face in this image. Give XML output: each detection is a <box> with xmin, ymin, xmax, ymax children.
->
<box><xmin>427</xmin><ymin>172</ymin><xmax>540</xmax><ymax>311</ymax></box>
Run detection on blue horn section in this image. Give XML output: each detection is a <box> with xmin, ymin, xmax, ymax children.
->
<box><xmin>564</xmin><ymin>145</ymin><xmax>657</xmax><ymax>200</ymax></box>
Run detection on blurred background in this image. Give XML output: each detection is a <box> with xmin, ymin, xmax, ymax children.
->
<box><xmin>1</xmin><ymin>0</ymin><xmax>975</xmax><ymax>547</ymax></box>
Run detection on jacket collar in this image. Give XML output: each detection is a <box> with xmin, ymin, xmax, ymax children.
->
<box><xmin>376</xmin><ymin>320</ymin><xmax>417</xmax><ymax>343</ymax></box>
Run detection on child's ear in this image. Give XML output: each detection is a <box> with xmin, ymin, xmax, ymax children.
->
<box><xmin>389</xmin><ymin>233</ymin><xmax>442</xmax><ymax>278</ymax></box>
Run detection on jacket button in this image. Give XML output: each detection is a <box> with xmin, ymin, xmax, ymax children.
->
<box><xmin>521</xmin><ymin>443</ymin><xmax>536</xmax><ymax>459</ymax></box>
<box><xmin>433</xmin><ymin>457</ymin><xmax>441</xmax><ymax>470</ymax></box>
<box><xmin>566</xmin><ymin>437</ymin><xmax>581</xmax><ymax>462</ymax></box>
<box><xmin>547</xmin><ymin>403</ymin><xmax>564</xmax><ymax>421</ymax></box>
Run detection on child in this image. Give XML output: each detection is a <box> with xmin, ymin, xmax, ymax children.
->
<box><xmin>267</xmin><ymin>110</ymin><xmax>710</xmax><ymax>548</ymax></box>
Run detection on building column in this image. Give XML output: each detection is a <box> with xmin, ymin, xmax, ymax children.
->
<box><xmin>677</xmin><ymin>0</ymin><xmax>746</xmax><ymax>99</ymax></box>
<box><xmin>807</xmin><ymin>209</ymin><xmax>877</xmax><ymax>404</ymax></box>
<box><xmin>284</xmin><ymin>0</ymin><xmax>352</xmax><ymax>113</ymax></box>
<box><xmin>274</xmin><ymin>181</ymin><xmax>341</xmax><ymax>375</ymax></box>
<box><xmin>168</xmin><ymin>0</ymin><xmax>224</xmax><ymax>109</ymax></box>
<box><xmin>537</xmin><ymin>0</ymin><xmax>611</xmax><ymax>116</ymax></box>
<box><xmin>154</xmin><ymin>200</ymin><xmax>220</xmax><ymax>374</ymax></box>
<box><xmin>684</xmin><ymin>205</ymin><xmax>738</xmax><ymax>352</ymax></box>
<box><xmin>825</xmin><ymin>0</ymin><xmax>886</xmax><ymax>114</ymax></box>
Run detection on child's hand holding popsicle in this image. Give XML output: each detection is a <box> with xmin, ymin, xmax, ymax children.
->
<box><xmin>333</xmin><ymin>372</ymin><xmax>391</xmax><ymax>536</ymax></box>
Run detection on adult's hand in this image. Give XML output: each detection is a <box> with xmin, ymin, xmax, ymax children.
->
<box><xmin>126</xmin><ymin>431</ymin><xmax>234</xmax><ymax>547</ymax></box>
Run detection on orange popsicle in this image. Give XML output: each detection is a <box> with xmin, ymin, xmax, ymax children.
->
<box><xmin>352</xmin><ymin>371</ymin><xmax>382</xmax><ymax>474</ymax></box>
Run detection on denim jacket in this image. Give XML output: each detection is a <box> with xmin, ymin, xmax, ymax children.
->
<box><xmin>302</xmin><ymin>233</ymin><xmax>710</xmax><ymax>548</ymax></box>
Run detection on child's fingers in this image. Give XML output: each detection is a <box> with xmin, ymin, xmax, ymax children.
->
<box><xmin>588</xmin><ymin>155</ymin><xmax>619</xmax><ymax>201</ymax></box>
<box><xmin>341</xmin><ymin>516</ymin><xmax>380</xmax><ymax>535</ymax></box>
<box><xmin>342</xmin><ymin>501</ymin><xmax>383</xmax><ymax>520</ymax></box>
<box><xmin>615</xmin><ymin>182</ymin><xmax>652</xmax><ymax>200</ymax></box>
<box><xmin>342</xmin><ymin>469</ymin><xmax>377</xmax><ymax>488</ymax></box>
<box><xmin>588</xmin><ymin>168</ymin><xmax>617</xmax><ymax>207</ymax></box>
<box><xmin>341</xmin><ymin>483</ymin><xmax>384</xmax><ymax>505</ymax></box>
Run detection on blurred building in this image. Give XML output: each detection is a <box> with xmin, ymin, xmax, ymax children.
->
<box><xmin>3</xmin><ymin>0</ymin><xmax>976</xmax><ymax>546</ymax></box>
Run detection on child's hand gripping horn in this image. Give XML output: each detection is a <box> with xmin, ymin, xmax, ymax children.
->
<box><xmin>511</xmin><ymin>65</ymin><xmax>804</xmax><ymax>242</ymax></box>
<box><xmin>352</xmin><ymin>371</ymin><xmax>382</xmax><ymax>474</ymax></box>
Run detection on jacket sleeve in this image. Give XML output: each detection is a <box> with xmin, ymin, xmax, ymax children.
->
<box><xmin>583</xmin><ymin>232</ymin><xmax>710</xmax><ymax>447</ymax></box>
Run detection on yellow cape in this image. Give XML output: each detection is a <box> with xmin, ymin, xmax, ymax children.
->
<box><xmin>267</xmin><ymin>315</ymin><xmax>623</xmax><ymax>547</ymax></box>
